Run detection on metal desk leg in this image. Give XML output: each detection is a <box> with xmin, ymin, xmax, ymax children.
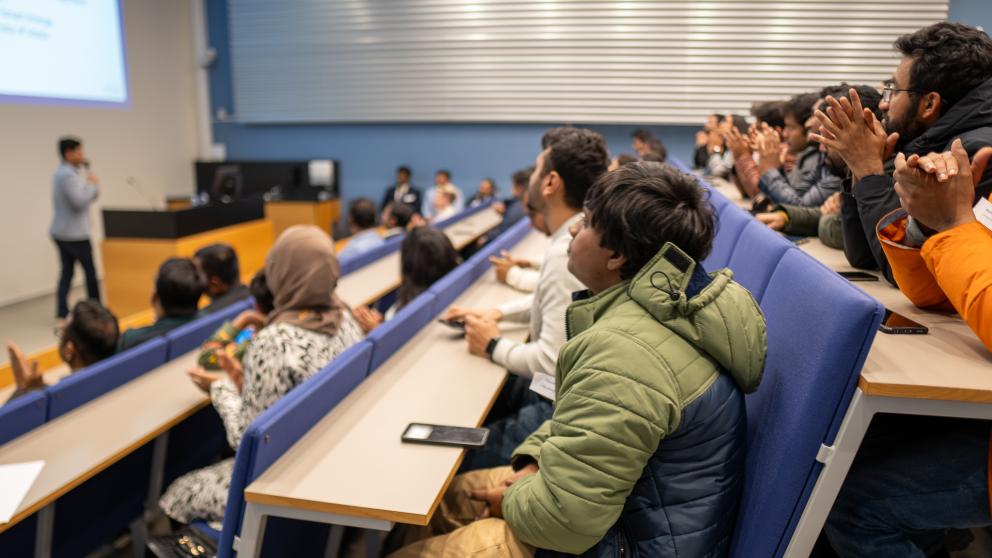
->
<box><xmin>34</xmin><ymin>503</ymin><xmax>55</xmax><ymax>558</ymax></box>
<box><xmin>323</xmin><ymin>525</ymin><xmax>345</xmax><ymax>558</ymax></box>
<box><xmin>784</xmin><ymin>389</ymin><xmax>877</xmax><ymax>558</ymax></box>
<box><xmin>130</xmin><ymin>432</ymin><xmax>170</xmax><ymax>557</ymax></box>
<box><xmin>365</xmin><ymin>528</ymin><xmax>382</xmax><ymax>558</ymax></box>
<box><xmin>235</xmin><ymin>503</ymin><xmax>268</xmax><ymax>558</ymax></box>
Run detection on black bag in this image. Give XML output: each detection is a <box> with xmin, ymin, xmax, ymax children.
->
<box><xmin>147</xmin><ymin>527</ymin><xmax>218</xmax><ymax>558</ymax></box>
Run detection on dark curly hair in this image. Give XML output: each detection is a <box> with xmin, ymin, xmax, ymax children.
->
<box><xmin>585</xmin><ymin>162</ymin><xmax>715</xmax><ymax>279</ymax></box>
<box><xmin>751</xmin><ymin>101</ymin><xmax>786</xmax><ymax>129</ymax></box>
<box><xmin>819</xmin><ymin>83</ymin><xmax>884</xmax><ymax>121</ymax></box>
<box><xmin>784</xmin><ymin>93</ymin><xmax>821</xmax><ymax>127</ymax></box>
<box><xmin>544</xmin><ymin>128</ymin><xmax>609</xmax><ymax>210</ymax></box>
<box><xmin>894</xmin><ymin>22</ymin><xmax>992</xmax><ymax>114</ymax></box>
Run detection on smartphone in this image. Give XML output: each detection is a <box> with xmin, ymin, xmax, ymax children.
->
<box><xmin>437</xmin><ymin>318</ymin><xmax>466</xmax><ymax>331</ymax></box>
<box><xmin>401</xmin><ymin>423</ymin><xmax>490</xmax><ymax>449</ymax></box>
<box><xmin>879</xmin><ymin>309</ymin><xmax>929</xmax><ymax>335</ymax></box>
<box><xmin>787</xmin><ymin>236</ymin><xmax>810</xmax><ymax>246</ymax></box>
<box><xmin>838</xmin><ymin>271</ymin><xmax>879</xmax><ymax>282</ymax></box>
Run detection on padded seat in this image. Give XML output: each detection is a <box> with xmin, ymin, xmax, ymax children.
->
<box><xmin>726</xmin><ymin>221</ymin><xmax>794</xmax><ymax>302</ymax></box>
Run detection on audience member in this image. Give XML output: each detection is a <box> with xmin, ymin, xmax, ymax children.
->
<box><xmin>339</xmin><ymin>198</ymin><xmax>384</xmax><ymax>259</ymax></box>
<box><xmin>430</xmin><ymin>184</ymin><xmax>459</xmax><ymax>223</ymax></box>
<box><xmin>390</xmin><ymin>162</ymin><xmax>766</xmax><ymax>558</ymax></box>
<box><xmin>353</xmin><ymin>227</ymin><xmax>460</xmax><ymax>332</ymax></box>
<box><xmin>468</xmin><ymin>178</ymin><xmax>498</xmax><ymax>207</ymax></box>
<box><xmin>51</xmin><ymin>136</ymin><xmax>101</xmax><ymax>323</ymax></box>
<box><xmin>196</xmin><ymin>270</ymin><xmax>275</xmax><ymax>372</ymax></box>
<box><xmin>5</xmin><ymin>300</ymin><xmax>119</xmax><ymax>403</ymax></box>
<box><xmin>117</xmin><ymin>258</ymin><xmax>205</xmax><ymax>352</ymax></box>
<box><xmin>751</xmin><ymin>100</ymin><xmax>787</xmax><ymax>130</ymax></box>
<box><xmin>810</xmin><ymin>22</ymin><xmax>992</xmax><ymax>284</ymax></box>
<box><xmin>382</xmin><ymin>202</ymin><xmax>415</xmax><ymax>239</ymax></box>
<box><xmin>608</xmin><ymin>153</ymin><xmax>638</xmax><ymax>171</ymax></box>
<box><xmin>160</xmin><ymin>226</ymin><xmax>364</xmax><ymax>525</ymax></box>
<box><xmin>444</xmin><ymin>128</ymin><xmax>605</xmax><ymax>471</ymax></box>
<box><xmin>630</xmin><ymin>128</ymin><xmax>654</xmax><ymax>157</ymax></box>
<box><xmin>646</xmin><ymin>137</ymin><xmax>668</xmax><ymax>162</ymax></box>
<box><xmin>422</xmin><ymin>169</ymin><xmax>465</xmax><ymax>219</ymax></box>
<box><xmin>757</xmin><ymin>92</ymin><xmax>833</xmax><ymax>205</ymax></box>
<box><xmin>694</xmin><ymin>113</ymin><xmax>724</xmax><ymax>169</ymax></box>
<box><xmin>487</xmin><ymin>167</ymin><xmax>533</xmax><ymax>241</ymax></box>
<box><xmin>194</xmin><ymin>244</ymin><xmax>249</xmax><ymax>314</ymax></box>
<box><xmin>755</xmin><ymin>192</ymin><xmax>844</xmax><ymax>249</ymax></box>
<box><xmin>381</xmin><ymin>166</ymin><xmax>421</xmax><ymax>212</ymax></box>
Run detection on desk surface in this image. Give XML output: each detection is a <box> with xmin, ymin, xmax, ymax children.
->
<box><xmin>336</xmin><ymin>208</ymin><xmax>504</xmax><ymax>308</ymax></box>
<box><xmin>245</xmin><ymin>231</ymin><xmax>548</xmax><ymax>525</ymax></box>
<box><xmin>0</xmin><ymin>351</ymin><xmax>206</xmax><ymax>532</ymax></box>
<box><xmin>799</xmin><ymin>239</ymin><xmax>992</xmax><ymax>403</ymax></box>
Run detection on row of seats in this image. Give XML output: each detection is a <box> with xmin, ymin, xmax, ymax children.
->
<box><xmin>676</xmin><ymin>160</ymin><xmax>886</xmax><ymax>557</ymax></box>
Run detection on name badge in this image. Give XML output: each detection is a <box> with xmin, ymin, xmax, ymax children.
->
<box><xmin>402</xmin><ymin>193</ymin><xmax>417</xmax><ymax>203</ymax></box>
<box><xmin>529</xmin><ymin>373</ymin><xmax>556</xmax><ymax>402</ymax></box>
<box><xmin>974</xmin><ymin>197</ymin><xmax>992</xmax><ymax>232</ymax></box>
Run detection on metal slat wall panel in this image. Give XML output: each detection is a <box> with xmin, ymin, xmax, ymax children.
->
<box><xmin>228</xmin><ymin>0</ymin><xmax>949</xmax><ymax>125</ymax></box>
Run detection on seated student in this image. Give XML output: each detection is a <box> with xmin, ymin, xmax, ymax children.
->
<box><xmin>444</xmin><ymin>127</ymin><xmax>604</xmax><ymax>471</ymax></box>
<box><xmin>390</xmin><ymin>162</ymin><xmax>766</xmax><ymax>558</ymax></box>
<box><xmin>756</xmin><ymin>192</ymin><xmax>844</xmax><ymax>248</ymax></box>
<box><xmin>430</xmin><ymin>184</ymin><xmax>459</xmax><ymax>223</ymax></box>
<box><xmin>693</xmin><ymin>114</ymin><xmax>724</xmax><ymax>169</ymax></box>
<box><xmin>468</xmin><ymin>178</ymin><xmax>498</xmax><ymax>207</ymax></box>
<box><xmin>353</xmin><ymin>226</ymin><xmax>460</xmax><ymax>332</ymax></box>
<box><xmin>423</xmin><ymin>169</ymin><xmax>465</xmax><ymax>219</ymax></box>
<box><xmin>159</xmin><ymin>226</ymin><xmax>364</xmax><ymax>526</ymax></box>
<box><xmin>381</xmin><ymin>166</ymin><xmax>421</xmax><ymax>213</ymax></box>
<box><xmin>194</xmin><ymin>244</ymin><xmax>249</xmax><ymax>314</ymax></box>
<box><xmin>704</xmin><ymin>124</ymin><xmax>735</xmax><ymax>179</ymax></box>
<box><xmin>338</xmin><ymin>197</ymin><xmax>384</xmax><ymax>260</ymax></box>
<box><xmin>809</xmin><ymin>22</ymin><xmax>992</xmax><ymax>285</ymax></box>
<box><xmin>196</xmin><ymin>270</ymin><xmax>275</xmax><ymax>373</ymax></box>
<box><xmin>646</xmin><ymin>137</ymin><xmax>668</xmax><ymax>162</ymax></box>
<box><xmin>631</xmin><ymin>128</ymin><xmax>655</xmax><ymax>157</ymax></box>
<box><xmin>488</xmin><ymin>167</ymin><xmax>534</xmax><ymax>241</ymax></box>
<box><xmin>5</xmin><ymin>300</ymin><xmax>119</xmax><ymax>403</ymax></box>
<box><xmin>118</xmin><ymin>258</ymin><xmax>205</xmax><ymax>352</ymax></box>
<box><xmin>382</xmin><ymin>202</ymin><xmax>415</xmax><ymax>239</ymax></box>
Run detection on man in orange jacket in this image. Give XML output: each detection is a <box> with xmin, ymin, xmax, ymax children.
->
<box><xmin>878</xmin><ymin>138</ymin><xmax>992</xmax><ymax>351</ymax></box>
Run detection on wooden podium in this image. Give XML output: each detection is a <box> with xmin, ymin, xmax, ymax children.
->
<box><xmin>266</xmin><ymin>198</ymin><xmax>341</xmax><ymax>238</ymax></box>
<box><xmin>101</xmin><ymin>200</ymin><xmax>274</xmax><ymax>316</ymax></box>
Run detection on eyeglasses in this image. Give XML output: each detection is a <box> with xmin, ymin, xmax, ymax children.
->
<box><xmin>881</xmin><ymin>86</ymin><xmax>926</xmax><ymax>104</ymax></box>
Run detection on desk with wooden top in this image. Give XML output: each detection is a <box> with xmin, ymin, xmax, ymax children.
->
<box><xmin>784</xmin><ymin>238</ymin><xmax>992</xmax><ymax>557</ymax></box>
<box><xmin>0</xmin><ymin>351</ymin><xmax>205</xmax><ymax>557</ymax></box>
<box><xmin>236</xmin><ymin>231</ymin><xmax>549</xmax><ymax>557</ymax></box>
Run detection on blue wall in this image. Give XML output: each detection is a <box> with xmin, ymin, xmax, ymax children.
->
<box><xmin>205</xmin><ymin>0</ymin><xmax>985</xmax><ymax>207</ymax></box>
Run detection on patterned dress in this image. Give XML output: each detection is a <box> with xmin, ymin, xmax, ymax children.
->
<box><xmin>159</xmin><ymin>316</ymin><xmax>364</xmax><ymax>525</ymax></box>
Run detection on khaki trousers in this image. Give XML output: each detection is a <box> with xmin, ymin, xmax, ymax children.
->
<box><xmin>388</xmin><ymin>466</ymin><xmax>535</xmax><ymax>558</ymax></box>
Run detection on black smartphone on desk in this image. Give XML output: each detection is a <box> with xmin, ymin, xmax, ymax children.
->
<box><xmin>839</xmin><ymin>271</ymin><xmax>879</xmax><ymax>282</ymax></box>
<box><xmin>879</xmin><ymin>309</ymin><xmax>929</xmax><ymax>334</ymax></box>
<box><xmin>401</xmin><ymin>423</ymin><xmax>490</xmax><ymax>449</ymax></box>
<box><xmin>437</xmin><ymin>319</ymin><xmax>466</xmax><ymax>331</ymax></box>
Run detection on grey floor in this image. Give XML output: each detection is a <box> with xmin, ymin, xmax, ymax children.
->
<box><xmin>0</xmin><ymin>284</ymin><xmax>90</xmax><ymax>365</ymax></box>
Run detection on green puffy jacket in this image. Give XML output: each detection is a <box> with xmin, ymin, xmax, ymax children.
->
<box><xmin>502</xmin><ymin>242</ymin><xmax>766</xmax><ymax>555</ymax></box>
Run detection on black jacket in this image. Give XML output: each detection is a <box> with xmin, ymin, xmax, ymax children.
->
<box><xmin>380</xmin><ymin>184</ymin><xmax>422</xmax><ymax>212</ymax></box>
<box><xmin>847</xmin><ymin>76</ymin><xmax>992</xmax><ymax>285</ymax></box>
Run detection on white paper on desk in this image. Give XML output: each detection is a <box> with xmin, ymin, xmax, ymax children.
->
<box><xmin>0</xmin><ymin>461</ymin><xmax>44</xmax><ymax>524</ymax></box>
<box><xmin>529</xmin><ymin>373</ymin><xmax>557</xmax><ymax>402</ymax></box>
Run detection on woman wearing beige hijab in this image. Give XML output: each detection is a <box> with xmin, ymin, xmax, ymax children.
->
<box><xmin>159</xmin><ymin>226</ymin><xmax>364</xmax><ymax>526</ymax></box>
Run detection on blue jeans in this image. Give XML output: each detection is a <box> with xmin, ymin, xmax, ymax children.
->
<box><xmin>460</xmin><ymin>376</ymin><xmax>553</xmax><ymax>472</ymax></box>
<box><xmin>825</xmin><ymin>415</ymin><xmax>991</xmax><ymax>557</ymax></box>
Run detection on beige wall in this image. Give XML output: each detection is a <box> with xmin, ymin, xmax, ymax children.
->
<box><xmin>0</xmin><ymin>0</ymin><xmax>200</xmax><ymax>307</ymax></box>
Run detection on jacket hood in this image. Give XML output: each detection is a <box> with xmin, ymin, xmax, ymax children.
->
<box><xmin>906</xmin><ymin>77</ymin><xmax>992</xmax><ymax>155</ymax></box>
<box><xmin>568</xmin><ymin>243</ymin><xmax>766</xmax><ymax>393</ymax></box>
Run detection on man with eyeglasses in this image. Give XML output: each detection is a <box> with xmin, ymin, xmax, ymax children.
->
<box><xmin>811</xmin><ymin>22</ymin><xmax>992</xmax><ymax>284</ymax></box>
<box><xmin>812</xmin><ymin>22</ymin><xmax>992</xmax><ymax>558</ymax></box>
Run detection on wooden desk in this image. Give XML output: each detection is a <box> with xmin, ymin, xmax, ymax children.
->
<box><xmin>0</xmin><ymin>351</ymin><xmax>206</xmax><ymax>555</ymax></box>
<box><xmin>336</xmin><ymin>208</ymin><xmax>505</xmax><ymax>308</ymax></box>
<box><xmin>785</xmin><ymin>238</ymin><xmax>992</xmax><ymax>557</ymax></box>
<box><xmin>237</xmin><ymin>231</ymin><xmax>549</xmax><ymax>557</ymax></box>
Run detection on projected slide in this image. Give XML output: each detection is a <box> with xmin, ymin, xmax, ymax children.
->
<box><xmin>0</xmin><ymin>0</ymin><xmax>127</xmax><ymax>105</ymax></box>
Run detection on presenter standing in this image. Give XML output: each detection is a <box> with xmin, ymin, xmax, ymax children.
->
<box><xmin>51</xmin><ymin>137</ymin><xmax>101</xmax><ymax>325</ymax></box>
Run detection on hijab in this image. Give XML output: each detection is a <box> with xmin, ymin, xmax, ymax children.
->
<box><xmin>263</xmin><ymin>225</ymin><xmax>343</xmax><ymax>337</ymax></box>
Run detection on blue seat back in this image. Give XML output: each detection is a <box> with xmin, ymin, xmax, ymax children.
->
<box><xmin>705</xmin><ymin>203</ymin><xmax>750</xmax><ymax>270</ymax></box>
<box><xmin>46</xmin><ymin>337</ymin><xmax>169</xmax><ymax>420</ymax></box>
<box><xmin>165</xmin><ymin>299</ymin><xmax>254</xmax><ymax>360</ymax></box>
<box><xmin>428</xmin><ymin>256</ymin><xmax>489</xmax><ymax>314</ymax></box>
<box><xmin>0</xmin><ymin>390</ymin><xmax>47</xmax><ymax>445</ymax></box>
<box><xmin>217</xmin><ymin>341</ymin><xmax>373</xmax><ymax>558</ymax></box>
<box><xmin>366</xmin><ymin>292</ymin><xmax>438</xmax><ymax>372</ymax></box>
<box><xmin>729</xmin><ymin>249</ymin><xmax>884</xmax><ymax>558</ymax></box>
<box><xmin>726</xmin><ymin>221</ymin><xmax>793</xmax><ymax>302</ymax></box>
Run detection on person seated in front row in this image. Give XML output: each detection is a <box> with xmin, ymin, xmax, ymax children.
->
<box><xmin>431</xmin><ymin>184</ymin><xmax>459</xmax><ymax>223</ymax></box>
<box><xmin>194</xmin><ymin>243</ymin><xmax>250</xmax><ymax>314</ymax></box>
<box><xmin>468</xmin><ymin>178</ymin><xmax>498</xmax><ymax>208</ymax></box>
<box><xmin>382</xmin><ymin>202</ymin><xmax>415</xmax><ymax>239</ymax></box>
<box><xmin>196</xmin><ymin>270</ymin><xmax>275</xmax><ymax>376</ymax></box>
<box><xmin>389</xmin><ymin>162</ymin><xmax>767</xmax><ymax>558</ymax></box>
<box><xmin>118</xmin><ymin>258</ymin><xmax>205</xmax><ymax>352</ymax></box>
<box><xmin>443</xmin><ymin>127</ymin><xmax>605</xmax><ymax>472</ymax></box>
<box><xmin>160</xmin><ymin>225</ymin><xmax>365</xmax><ymax>526</ymax></box>
<box><xmin>339</xmin><ymin>197</ymin><xmax>385</xmax><ymax>260</ymax></box>
<box><xmin>6</xmin><ymin>300</ymin><xmax>119</xmax><ymax>403</ymax></box>
<box><xmin>353</xmin><ymin>226</ymin><xmax>461</xmax><ymax>332</ymax></box>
